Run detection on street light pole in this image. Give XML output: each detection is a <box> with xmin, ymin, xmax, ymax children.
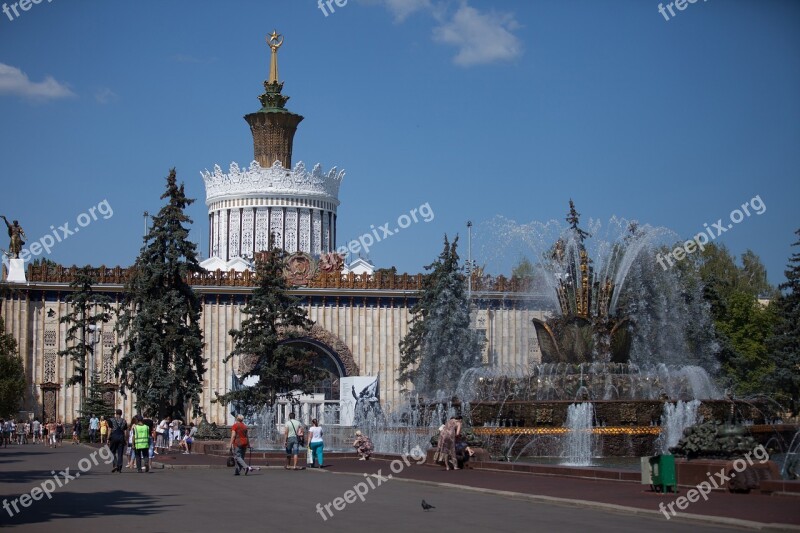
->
<box><xmin>143</xmin><ymin>211</ymin><xmax>149</xmax><ymax>238</ymax></box>
<box><xmin>467</xmin><ymin>221</ymin><xmax>473</xmax><ymax>301</ymax></box>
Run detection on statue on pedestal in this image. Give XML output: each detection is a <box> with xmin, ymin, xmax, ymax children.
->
<box><xmin>1</xmin><ymin>216</ymin><xmax>26</xmax><ymax>259</ymax></box>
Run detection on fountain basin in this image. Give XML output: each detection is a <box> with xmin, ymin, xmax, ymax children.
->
<box><xmin>468</xmin><ymin>399</ymin><xmax>771</xmax><ymax>428</ymax></box>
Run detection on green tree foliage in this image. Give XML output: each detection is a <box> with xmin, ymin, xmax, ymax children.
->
<box><xmin>765</xmin><ymin>229</ymin><xmax>800</xmax><ymax>415</ymax></box>
<box><xmin>398</xmin><ymin>235</ymin><xmax>483</xmax><ymax>398</ymax></box>
<box><xmin>511</xmin><ymin>257</ymin><xmax>535</xmax><ymax>280</ymax></box>
<box><xmin>58</xmin><ymin>266</ymin><xmax>113</xmax><ymax>394</ymax></box>
<box><xmin>714</xmin><ymin>292</ymin><xmax>777</xmax><ymax>396</ymax></box>
<box><xmin>80</xmin><ymin>372</ymin><xmax>115</xmax><ymax>421</ymax></box>
<box><xmin>0</xmin><ymin>318</ymin><xmax>25</xmax><ymax>418</ymax></box>
<box><xmin>216</xmin><ymin>247</ymin><xmax>325</xmax><ymax>415</ymax></box>
<box><xmin>115</xmin><ymin>169</ymin><xmax>206</xmax><ymax>420</ymax></box>
<box><xmin>691</xmin><ymin>243</ymin><xmax>778</xmax><ymax>394</ymax></box>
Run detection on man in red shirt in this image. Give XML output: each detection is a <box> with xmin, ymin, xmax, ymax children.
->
<box><xmin>229</xmin><ymin>414</ymin><xmax>252</xmax><ymax>476</ymax></box>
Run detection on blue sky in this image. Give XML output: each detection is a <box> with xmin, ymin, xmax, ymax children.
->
<box><xmin>0</xmin><ymin>0</ymin><xmax>798</xmax><ymax>285</ymax></box>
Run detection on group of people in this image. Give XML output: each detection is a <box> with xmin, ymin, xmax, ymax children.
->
<box><xmin>227</xmin><ymin>412</ymin><xmax>374</xmax><ymax>477</ymax></box>
<box><xmin>87</xmin><ymin>414</ymin><xmax>110</xmax><ymax>444</ymax></box>
<box><xmin>1</xmin><ymin>417</ymin><xmax>66</xmax><ymax>447</ymax></box>
<box><xmin>436</xmin><ymin>416</ymin><xmax>474</xmax><ymax>470</ymax></box>
<box><xmin>114</xmin><ymin>412</ymin><xmax>197</xmax><ymax>473</ymax></box>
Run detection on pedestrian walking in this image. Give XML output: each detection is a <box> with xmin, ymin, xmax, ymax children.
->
<box><xmin>1</xmin><ymin>419</ymin><xmax>9</xmax><ymax>447</ymax></box>
<box><xmin>46</xmin><ymin>420</ymin><xmax>57</xmax><ymax>448</ymax></box>
<box><xmin>308</xmin><ymin>419</ymin><xmax>324</xmax><ymax>468</ymax></box>
<box><xmin>126</xmin><ymin>418</ymin><xmax>136</xmax><ymax>469</ymax></box>
<box><xmin>108</xmin><ymin>409</ymin><xmax>128</xmax><ymax>473</ymax></box>
<box><xmin>99</xmin><ymin>416</ymin><xmax>109</xmax><ymax>444</ymax></box>
<box><xmin>72</xmin><ymin>418</ymin><xmax>82</xmax><ymax>444</ymax></box>
<box><xmin>55</xmin><ymin>419</ymin><xmax>64</xmax><ymax>447</ymax></box>
<box><xmin>283</xmin><ymin>412</ymin><xmax>304</xmax><ymax>470</ymax></box>
<box><xmin>133</xmin><ymin>416</ymin><xmax>151</xmax><ymax>473</ymax></box>
<box><xmin>32</xmin><ymin>418</ymin><xmax>40</xmax><ymax>444</ymax></box>
<box><xmin>229</xmin><ymin>414</ymin><xmax>252</xmax><ymax>476</ymax></box>
<box><xmin>89</xmin><ymin>414</ymin><xmax>99</xmax><ymax>443</ymax></box>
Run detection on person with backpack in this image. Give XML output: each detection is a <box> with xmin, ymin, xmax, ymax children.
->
<box><xmin>283</xmin><ymin>412</ymin><xmax>304</xmax><ymax>470</ymax></box>
<box><xmin>229</xmin><ymin>414</ymin><xmax>252</xmax><ymax>476</ymax></box>
<box><xmin>108</xmin><ymin>409</ymin><xmax>128</xmax><ymax>473</ymax></box>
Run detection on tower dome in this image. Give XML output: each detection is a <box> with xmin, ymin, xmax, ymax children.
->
<box><xmin>200</xmin><ymin>32</ymin><xmax>344</xmax><ymax>272</ymax></box>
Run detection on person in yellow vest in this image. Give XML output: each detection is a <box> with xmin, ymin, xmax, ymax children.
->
<box><xmin>133</xmin><ymin>416</ymin><xmax>151</xmax><ymax>473</ymax></box>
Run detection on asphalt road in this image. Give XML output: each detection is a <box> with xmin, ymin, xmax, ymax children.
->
<box><xmin>0</xmin><ymin>444</ymin><xmax>755</xmax><ymax>532</ymax></box>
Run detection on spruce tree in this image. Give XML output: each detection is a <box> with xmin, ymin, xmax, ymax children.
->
<box><xmin>115</xmin><ymin>168</ymin><xmax>206</xmax><ymax>420</ymax></box>
<box><xmin>216</xmin><ymin>246</ymin><xmax>325</xmax><ymax>416</ymax></box>
<box><xmin>766</xmin><ymin>229</ymin><xmax>800</xmax><ymax>415</ymax></box>
<box><xmin>80</xmin><ymin>372</ymin><xmax>115</xmax><ymax>421</ymax></box>
<box><xmin>0</xmin><ymin>318</ymin><xmax>25</xmax><ymax>418</ymax></box>
<box><xmin>398</xmin><ymin>235</ymin><xmax>483</xmax><ymax>398</ymax></box>
<box><xmin>58</xmin><ymin>266</ymin><xmax>113</xmax><ymax>401</ymax></box>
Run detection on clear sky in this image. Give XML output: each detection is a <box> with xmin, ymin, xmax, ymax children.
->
<box><xmin>1</xmin><ymin>0</ymin><xmax>798</xmax><ymax>285</ymax></box>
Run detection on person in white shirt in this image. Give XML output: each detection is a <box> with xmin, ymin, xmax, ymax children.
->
<box><xmin>89</xmin><ymin>415</ymin><xmax>100</xmax><ymax>443</ymax></box>
<box><xmin>307</xmin><ymin>419</ymin><xmax>324</xmax><ymax>468</ymax></box>
<box><xmin>155</xmin><ymin>417</ymin><xmax>170</xmax><ymax>454</ymax></box>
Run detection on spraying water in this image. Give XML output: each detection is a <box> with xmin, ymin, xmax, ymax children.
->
<box><xmin>656</xmin><ymin>400</ymin><xmax>702</xmax><ymax>454</ymax></box>
<box><xmin>562</xmin><ymin>403</ymin><xmax>595</xmax><ymax>465</ymax></box>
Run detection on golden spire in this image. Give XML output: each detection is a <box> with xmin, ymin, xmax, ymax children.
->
<box><xmin>267</xmin><ymin>30</ymin><xmax>283</xmax><ymax>84</ymax></box>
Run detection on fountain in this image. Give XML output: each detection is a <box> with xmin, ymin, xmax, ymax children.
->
<box><xmin>562</xmin><ymin>403</ymin><xmax>595</xmax><ymax>465</ymax></box>
<box><xmin>476</xmin><ymin>202</ymin><xmax>719</xmax><ymax>370</ymax></box>
<box><xmin>446</xmin><ymin>202</ymin><xmax>782</xmax><ymax>462</ymax></box>
<box><xmin>655</xmin><ymin>399</ymin><xmax>701</xmax><ymax>454</ymax></box>
<box><xmin>242</xmin><ymin>203</ymin><xmax>788</xmax><ymax>466</ymax></box>
<box><xmin>781</xmin><ymin>430</ymin><xmax>800</xmax><ymax>480</ymax></box>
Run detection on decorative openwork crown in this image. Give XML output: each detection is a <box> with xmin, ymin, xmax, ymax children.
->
<box><xmin>201</xmin><ymin>160</ymin><xmax>344</xmax><ymax>205</ymax></box>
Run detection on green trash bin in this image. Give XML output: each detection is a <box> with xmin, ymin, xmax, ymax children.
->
<box><xmin>649</xmin><ymin>455</ymin><xmax>677</xmax><ymax>493</ymax></box>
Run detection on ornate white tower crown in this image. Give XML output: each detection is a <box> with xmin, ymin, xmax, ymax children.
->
<box><xmin>202</xmin><ymin>160</ymin><xmax>344</xmax><ymax>205</ymax></box>
<box><xmin>200</xmin><ymin>33</ymin><xmax>344</xmax><ymax>272</ymax></box>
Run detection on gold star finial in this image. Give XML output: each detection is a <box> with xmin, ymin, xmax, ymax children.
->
<box><xmin>267</xmin><ymin>30</ymin><xmax>284</xmax><ymax>83</ymax></box>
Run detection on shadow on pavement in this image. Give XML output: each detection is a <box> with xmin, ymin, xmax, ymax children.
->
<box><xmin>0</xmin><ymin>489</ymin><xmax>173</xmax><ymax>526</ymax></box>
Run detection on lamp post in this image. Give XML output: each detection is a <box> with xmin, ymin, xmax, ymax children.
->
<box><xmin>467</xmin><ymin>221</ymin><xmax>473</xmax><ymax>300</ymax></box>
<box><xmin>143</xmin><ymin>211</ymin><xmax>149</xmax><ymax>238</ymax></box>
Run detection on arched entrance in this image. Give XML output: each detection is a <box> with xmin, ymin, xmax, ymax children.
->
<box><xmin>274</xmin><ymin>326</ymin><xmax>358</xmax><ymax>426</ymax></box>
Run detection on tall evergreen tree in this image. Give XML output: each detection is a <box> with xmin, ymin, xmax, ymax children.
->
<box><xmin>398</xmin><ymin>235</ymin><xmax>483</xmax><ymax>398</ymax></box>
<box><xmin>216</xmin><ymin>247</ymin><xmax>325</xmax><ymax>415</ymax></box>
<box><xmin>58</xmin><ymin>266</ymin><xmax>113</xmax><ymax>402</ymax></box>
<box><xmin>0</xmin><ymin>318</ymin><xmax>25</xmax><ymax>418</ymax></box>
<box><xmin>80</xmin><ymin>372</ymin><xmax>115</xmax><ymax>421</ymax></box>
<box><xmin>115</xmin><ymin>168</ymin><xmax>206</xmax><ymax>419</ymax></box>
<box><xmin>766</xmin><ymin>229</ymin><xmax>800</xmax><ymax>415</ymax></box>
<box><xmin>511</xmin><ymin>257</ymin><xmax>535</xmax><ymax>280</ymax></box>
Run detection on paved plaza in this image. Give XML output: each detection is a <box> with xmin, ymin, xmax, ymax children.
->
<box><xmin>1</xmin><ymin>444</ymin><xmax>798</xmax><ymax>532</ymax></box>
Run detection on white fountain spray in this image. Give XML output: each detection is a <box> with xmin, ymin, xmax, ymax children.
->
<box><xmin>562</xmin><ymin>402</ymin><xmax>595</xmax><ymax>466</ymax></box>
